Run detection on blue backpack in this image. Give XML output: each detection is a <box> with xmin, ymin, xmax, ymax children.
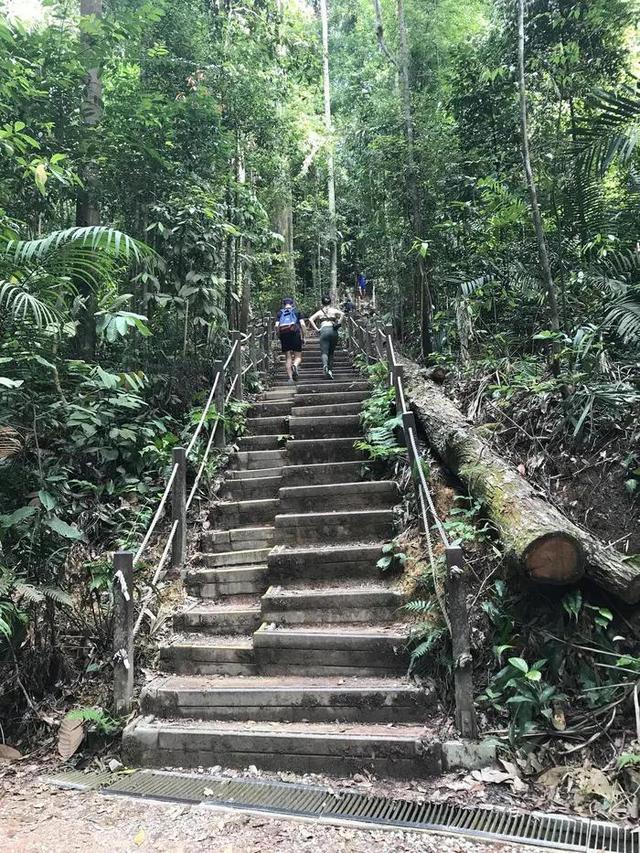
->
<box><xmin>279</xmin><ymin>306</ymin><xmax>298</xmax><ymax>334</ymax></box>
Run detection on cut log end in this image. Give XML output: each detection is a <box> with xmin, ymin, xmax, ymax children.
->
<box><xmin>523</xmin><ymin>532</ymin><xmax>585</xmax><ymax>585</ymax></box>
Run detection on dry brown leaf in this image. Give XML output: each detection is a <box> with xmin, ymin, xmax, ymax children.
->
<box><xmin>575</xmin><ymin>766</ymin><xmax>617</xmax><ymax>802</ymax></box>
<box><xmin>538</xmin><ymin>766</ymin><xmax>569</xmax><ymax>788</ymax></box>
<box><xmin>470</xmin><ymin>767</ymin><xmax>512</xmax><ymax>785</ymax></box>
<box><xmin>57</xmin><ymin>714</ymin><xmax>85</xmax><ymax>760</ymax></box>
<box><xmin>0</xmin><ymin>744</ymin><xmax>22</xmax><ymax>761</ymax></box>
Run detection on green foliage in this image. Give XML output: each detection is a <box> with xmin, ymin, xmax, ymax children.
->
<box><xmin>67</xmin><ymin>706</ymin><xmax>120</xmax><ymax>734</ymax></box>
<box><xmin>376</xmin><ymin>540</ymin><xmax>407</xmax><ymax>572</ymax></box>
<box><xmin>355</xmin><ymin>360</ymin><xmax>405</xmax><ymax>462</ymax></box>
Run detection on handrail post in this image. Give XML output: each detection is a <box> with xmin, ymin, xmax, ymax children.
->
<box><xmin>446</xmin><ymin>545</ymin><xmax>478</xmax><ymax>739</ymax></box>
<box><xmin>171</xmin><ymin>446</ymin><xmax>186</xmax><ymax>570</ymax></box>
<box><xmin>231</xmin><ymin>330</ymin><xmax>243</xmax><ymax>401</ymax></box>
<box><xmin>213</xmin><ymin>361</ymin><xmax>225</xmax><ymax>448</ymax></box>
<box><xmin>113</xmin><ymin>550</ymin><xmax>134</xmax><ymax>715</ymax></box>
<box><xmin>392</xmin><ymin>364</ymin><xmax>405</xmax><ymax>408</ymax></box>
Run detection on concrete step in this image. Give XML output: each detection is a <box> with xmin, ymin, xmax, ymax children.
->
<box><xmin>254</xmin><ymin>624</ymin><xmax>407</xmax><ymax>676</ymax></box>
<box><xmin>140</xmin><ymin>674</ymin><xmax>432</xmax><ymax>723</ymax></box>
<box><xmin>221</xmin><ymin>476</ymin><xmax>282</xmax><ymax>500</ymax></box>
<box><xmin>274</xmin><ymin>371</ymin><xmax>360</xmax><ymax>382</ymax></box>
<box><xmin>280</xmin><ymin>460</ymin><xmax>383</xmax><ymax>487</ymax></box>
<box><xmin>288</xmin><ymin>415</ymin><xmax>362</xmax><ymax>440</ymax></box>
<box><xmin>123</xmin><ymin>718</ymin><xmax>441</xmax><ymax>778</ymax></box>
<box><xmin>275</xmin><ymin>509</ymin><xmax>394</xmax><ymax>546</ymax></box>
<box><xmin>279</xmin><ymin>481</ymin><xmax>398</xmax><ymax>514</ymax></box>
<box><xmin>186</xmin><ymin>565</ymin><xmax>268</xmax><ymax>598</ymax></box>
<box><xmin>231</xmin><ymin>450</ymin><xmax>286</xmax><ymax>470</ymax></box>
<box><xmin>201</xmin><ymin>526</ymin><xmax>274</xmax><ymax>553</ymax></box>
<box><xmin>211</xmin><ymin>499</ymin><xmax>279</xmax><ymax>530</ymax></box>
<box><xmin>248</xmin><ymin>401</ymin><xmax>293</xmax><ymax>417</ymax></box>
<box><xmin>237</xmin><ymin>435</ymin><xmax>283</xmax><ymax>451</ymax></box>
<box><xmin>268</xmin><ymin>543</ymin><xmax>384</xmax><ymax>583</ymax></box>
<box><xmin>261</xmin><ymin>585</ymin><xmax>404</xmax><ymax>625</ymax></box>
<box><xmin>159</xmin><ymin>635</ymin><xmax>256</xmax><ymax>676</ymax></box>
<box><xmin>292</xmin><ymin>391</ymin><xmax>369</xmax><ymax>407</ymax></box>
<box><xmin>197</xmin><ymin>549</ymin><xmax>271</xmax><ymax>568</ymax></box>
<box><xmin>245</xmin><ymin>416</ymin><xmax>288</xmax><ymax>435</ymax></box>
<box><xmin>290</xmin><ymin>401</ymin><xmax>364</xmax><ymax>417</ymax></box>
<box><xmin>226</xmin><ymin>466</ymin><xmax>284</xmax><ymax>481</ymax></box>
<box><xmin>293</xmin><ymin>381</ymin><xmax>369</xmax><ymax>395</ymax></box>
<box><xmin>286</xmin><ymin>437</ymin><xmax>365</xmax><ymax>465</ymax></box>
<box><xmin>174</xmin><ymin>603</ymin><xmax>262</xmax><ymax>635</ymax></box>
<box><xmin>261</xmin><ymin>389</ymin><xmax>295</xmax><ymax>400</ymax></box>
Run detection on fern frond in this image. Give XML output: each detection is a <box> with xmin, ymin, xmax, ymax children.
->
<box><xmin>40</xmin><ymin>587</ymin><xmax>74</xmax><ymax>607</ymax></box>
<box><xmin>13</xmin><ymin>582</ymin><xmax>45</xmax><ymax>604</ymax></box>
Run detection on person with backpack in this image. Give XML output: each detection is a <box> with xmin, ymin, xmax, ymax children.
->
<box><xmin>308</xmin><ymin>294</ymin><xmax>344</xmax><ymax>379</ymax></box>
<box><xmin>275</xmin><ymin>296</ymin><xmax>305</xmax><ymax>383</ymax></box>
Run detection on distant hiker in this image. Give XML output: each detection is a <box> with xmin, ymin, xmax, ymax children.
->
<box><xmin>357</xmin><ymin>271</ymin><xmax>367</xmax><ymax>300</ymax></box>
<box><xmin>341</xmin><ymin>293</ymin><xmax>355</xmax><ymax>314</ymax></box>
<box><xmin>309</xmin><ymin>294</ymin><xmax>344</xmax><ymax>379</ymax></box>
<box><xmin>275</xmin><ymin>296</ymin><xmax>305</xmax><ymax>383</ymax></box>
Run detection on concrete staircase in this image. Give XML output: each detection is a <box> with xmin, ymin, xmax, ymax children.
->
<box><xmin>124</xmin><ymin>340</ymin><xmax>441</xmax><ymax>778</ymax></box>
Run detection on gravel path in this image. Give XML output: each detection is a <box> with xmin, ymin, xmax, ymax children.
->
<box><xmin>1</xmin><ymin>769</ymin><xmax>538</xmax><ymax>853</ymax></box>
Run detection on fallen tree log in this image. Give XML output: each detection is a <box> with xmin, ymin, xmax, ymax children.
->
<box><xmin>401</xmin><ymin>360</ymin><xmax>640</xmax><ymax>604</ymax></box>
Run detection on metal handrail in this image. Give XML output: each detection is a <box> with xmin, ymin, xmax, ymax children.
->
<box><xmin>133</xmin><ymin>462</ymin><xmax>179</xmax><ymax>566</ymax></box>
<box><xmin>113</xmin><ymin>318</ymin><xmax>273</xmax><ymax>714</ymax></box>
<box><xmin>186</xmin><ymin>373</ymin><xmax>220</xmax><ymax>457</ymax></box>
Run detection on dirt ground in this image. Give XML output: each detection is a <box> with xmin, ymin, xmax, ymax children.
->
<box><xmin>0</xmin><ymin>765</ymin><xmax>547</xmax><ymax>853</ymax></box>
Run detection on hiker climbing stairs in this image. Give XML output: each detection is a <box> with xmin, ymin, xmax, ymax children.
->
<box><xmin>123</xmin><ymin>338</ymin><xmax>440</xmax><ymax>778</ymax></box>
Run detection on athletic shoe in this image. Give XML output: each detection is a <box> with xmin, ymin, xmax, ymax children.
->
<box><xmin>323</xmin><ymin>365</ymin><xmax>329</xmax><ymax>376</ymax></box>
<box><xmin>328</xmin><ymin>369</ymin><xmax>334</xmax><ymax>380</ymax></box>
<box><xmin>292</xmin><ymin>364</ymin><xmax>299</xmax><ymax>381</ymax></box>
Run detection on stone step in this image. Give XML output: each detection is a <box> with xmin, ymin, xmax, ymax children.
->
<box><xmin>286</xmin><ymin>437</ymin><xmax>365</xmax><ymax>465</ymax></box>
<box><xmin>254</xmin><ymin>625</ymin><xmax>407</xmax><ymax>676</ymax></box>
<box><xmin>288</xmin><ymin>415</ymin><xmax>362</xmax><ymax>440</ymax></box>
<box><xmin>275</xmin><ymin>509</ymin><xmax>394</xmax><ymax>545</ymax></box>
<box><xmin>186</xmin><ymin>564</ymin><xmax>268</xmax><ymax>598</ymax></box>
<box><xmin>245</xmin><ymin>416</ymin><xmax>288</xmax><ymax>435</ymax></box>
<box><xmin>274</xmin><ymin>371</ymin><xmax>360</xmax><ymax>382</ymax></box>
<box><xmin>292</xmin><ymin>391</ymin><xmax>369</xmax><ymax>407</ymax></box>
<box><xmin>211</xmin><ymin>499</ymin><xmax>279</xmax><ymax>530</ymax></box>
<box><xmin>140</xmin><ymin>675</ymin><xmax>432</xmax><ymax>723</ymax></box>
<box><xmin>159</xmin><ymin>635</ymin><xmax>256</xmax><ymax>676</ymax></box>
<box><xmin>174</xmin><ymin>604</ymin><xmax>262</xmax><ymax>635</ymax></box>
<box><xmin>268</xmin><ymin>543</ymin><xmax>383</xmax><ymax>583</ymax></box>
<box><xmin>201</xmin><ymin>526</ymin><xmax>274</xmax><ymax>553</ymax></box>
<box><xmin>261</xmin><ymin>389</ymin><xmax>295</xmax><ymax>400</ymax></box>
<box><xmin>261</xmin><ymin>585</ymin><xmax>404</xmax><ymax>625</ymax></box>
<box><xmin>123</xmin><ymin>718</ymin><xmax>441</xmax><ymax>778</ymax></box>
<box><xmin>278</xmin><ymin>481</ymin><xmax>398</xmax><ymax>514</ymax></box>
<box><xmin>231</xmin><ymin>450</ymin><xmax>286</xmax><ymax>470</ymax></box>
<box><xmin>290</xmin><ymin>401</ymin><xmax>364</xmax><ymax>417</ymax></box>
<box><xmin>280</xmin><ymin>460</ymin><xmax>383</xmax><ymax>487</ymax></box>
<box><xmin>221</xmin><ymin>476</ymin><xmax>282</xmax><ymax>500</ymax></box>
<box><xmin>237</xmin><ymin>435</ymin><xmax>283</xmax><ymax>451</ymax></box>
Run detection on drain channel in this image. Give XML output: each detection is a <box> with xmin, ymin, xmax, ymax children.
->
<box><xmin>48</xmin><ymin>769</ymin><xmax>638</xmax><ymax>852</ymax></box>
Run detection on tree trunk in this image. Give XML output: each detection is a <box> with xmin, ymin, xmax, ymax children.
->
<box><xmin>75</xmin><ymin>0</ymin><xmax>102</xmax><ymax>361</ymax></box>
<box><xmin>320</xmin><ymin>0</ymin><xmax>338</xmax><ymax>303</ymax></box>
<box><xmin>402</xmin><ymin>359</ymin><xmax>640</xmax><ymax>603</ymax></box>
<box><xmin>397</xmin><ymin>0</ymin><xmax>433</xmax><ymax>357</ymax></box>
<box><xmin>517</xmin><ymin>0</ymin><xmax>562</xmax><ymax>375</ymax></box>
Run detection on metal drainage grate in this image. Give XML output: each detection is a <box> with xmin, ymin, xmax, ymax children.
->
<box><xmin>47</xmin><ymin>769</ymin><xmax>638</xmax><ymax>852</ymax></box>
<box><xmin>46</xmin><ymin>769</ymin><xmax>117</xmax><ymax>790</ymax></box>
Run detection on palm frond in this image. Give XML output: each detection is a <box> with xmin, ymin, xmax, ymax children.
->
<box><xmin>0</xmin><ymin>280</ymin><xmax>62</xmax><ymax>327</ymax></box>
<box><xmin>577</xmin><ymin>85</ymin><xmax>640</xmax><ymax>176</ymax></box>
<box><xmin>3</xmin><ymin>226</ymin><xmax>153</xmax><ymax>267</ymax></box>
<box><xmin>602</xmin><ymin>289</ymin><xmax>640</xmax><ymax>344</ymax></box>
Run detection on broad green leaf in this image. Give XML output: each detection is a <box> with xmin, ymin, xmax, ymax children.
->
<box><xmin>38</xmin><ymin>490</ymin><xmax>57</xmax><ymax>511</ymax></box>
<box><xmin>44</xmin><ymin>517</ymin><xmax>85</xmax><ymax>540</ymax></box>
<box><xmin>508</xmin><ymin>657</ymin><xmax>529</xmax><ymax>674</ymax></box>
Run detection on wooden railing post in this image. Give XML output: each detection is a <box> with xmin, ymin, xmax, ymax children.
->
<box><xmin>213</xmin><ymin>360</ymin><xmax>225</xmax><ymax>448</ymax></box>
<box><xmin>113</xmin><ymin>550</ymin><xmax>134</xmax><ymax>715</ymax></box>
<box><xmin>392</xmin><ymin>364</ymin><xmax>405</xmax><ymax>409</ymax></box>
<box><xmin>446</xmin><ymin>545</ymin><xmax>478</xmax><ymax>739</ymax></box>
<box><xmin>171</xmin><ymin>446</ymin><xmax>186</xmax><ymax>570</ymax></box>
<box><xmin>231</xmin><ymin>330</ymin><xmax>243</xmax><ymax>401</ymax></box>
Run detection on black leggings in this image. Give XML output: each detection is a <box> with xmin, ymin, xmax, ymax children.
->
<box><xmin>319</xmin><ymin>324</ymin><xmax>338</xmax><ymax>369</ymax></box>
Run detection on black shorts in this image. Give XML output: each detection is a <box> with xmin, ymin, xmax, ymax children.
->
<box><xmin>280</xmin><ymin>330</ymin><xmax>303</xmax><ymax>353</ymax></box>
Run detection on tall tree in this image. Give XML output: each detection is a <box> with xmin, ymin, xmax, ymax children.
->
<box><xmin>320</xmin><ymin>0</ymin><xmax>338</xmax><ymax>302</ymax></box>
<box><xmin>75</xmin><ymin>0</ymin><xmax>103</xmax><ymax>360</ymax></box>
<box><xmin>516</xmin><ymin>0</ymin><xmax>563</xmax><ymax>376</ymax></box>
<box><xmin>397</xmin><ymin>0</ymin><xmax>432</xmax><ymax>356</ymax></box>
